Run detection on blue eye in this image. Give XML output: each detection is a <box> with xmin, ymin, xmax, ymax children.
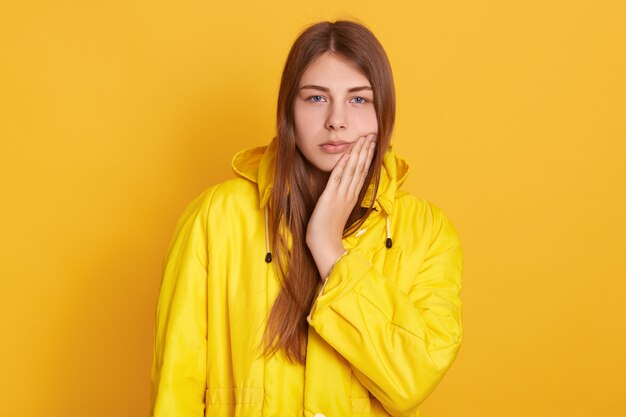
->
<box><xmin>351</xmin><ymin>97</ymin><xmax>368</xmax><ymax>104</ymax></box>
<box><xmin>307</xmin><ymin>95</ymin><xmax>325</xmax><ymax>102</ymax></box>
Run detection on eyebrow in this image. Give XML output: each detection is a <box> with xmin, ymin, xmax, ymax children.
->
<box><xmin>299</xmin><ymin>84</ymin><xmax>373</xmax><ymax>93</ymax></box>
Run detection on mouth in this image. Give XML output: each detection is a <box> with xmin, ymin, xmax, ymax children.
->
<box><xmin>319</xmin><ymin>141</ymin><xmax>353</xmax><ymax>154</ymax></box>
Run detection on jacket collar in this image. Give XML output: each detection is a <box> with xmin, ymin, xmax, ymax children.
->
<box><xmin>231</xmin><ymin>137</ymin><xmax>410</xmax><ymax>215</ymax></box>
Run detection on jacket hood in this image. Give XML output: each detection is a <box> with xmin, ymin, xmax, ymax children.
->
<box><xmin>231</xmin><ymin>137</ymin><xmax>410</xmax><ymax>215</ymax></box>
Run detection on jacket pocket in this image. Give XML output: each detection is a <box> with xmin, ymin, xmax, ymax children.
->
<box><xmin>350</xmin><ymin>370</ymin><xmax>371</xmax><ymax>415</ymax></box>
<box><xmin>205</xmin><ymin>387</ymin><xmax>263</xmax><ymax>417</ymax></box>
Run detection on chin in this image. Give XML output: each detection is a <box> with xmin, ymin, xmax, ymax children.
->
<box><xmin>298</xmin><ymin>147</ymin><xmax>342</xmax><ymax>173</ymax></box>
<box><xmin>312</xmin><ymin>155</ymin><xmax>342</xmax><ymax>173</ymax></box>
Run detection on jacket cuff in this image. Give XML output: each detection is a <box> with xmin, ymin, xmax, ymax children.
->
<box><xmin>306</xmin><ymin>250</ymin><xmax>371</xmax><ymax>325</ymax></box>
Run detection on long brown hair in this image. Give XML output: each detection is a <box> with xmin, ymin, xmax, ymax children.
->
<box><xmin>263</xmin><ymin>20</ymin><xmax>396</xmax><ymax>363</ymax></box>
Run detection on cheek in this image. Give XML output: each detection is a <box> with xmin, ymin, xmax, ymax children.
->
<box><xmin>293</xmin><ymin>105</ymin><xmax>310</xmax><ymax>136</ymax></box>
<box><xmin>368</xmin><ymin>112</ymin><xmax>379</xmax><ymax>132</ymax></box>
<box><xmin>354</xmin><ymin>107</ymin><xmax>378</xmax><ymax>132</ymax></box>
<box><xmin>294</xmin><ymin>106</ymin><xmax>324</xmax><ymax>142</ymax></box>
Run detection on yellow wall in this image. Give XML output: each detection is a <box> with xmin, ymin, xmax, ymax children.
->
<box><xmin>1</xmin><ymin>1</ymin><xmax>624</xmax><ymax>416</ymax></box>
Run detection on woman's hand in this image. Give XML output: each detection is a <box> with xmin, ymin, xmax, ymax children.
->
<box><xmin>306</xmin><ymin>133</ymin><xmax>377</xmax><ymax>279</ymax></box>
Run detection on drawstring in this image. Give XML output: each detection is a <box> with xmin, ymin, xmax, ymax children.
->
<box><xmin>264</xmin><ymin>206</ymin><xmax>272</xmax><ymax>263</ymax></box>
<box><xmin>386</xmin><ymin>215</ymin><xmax>393</xmax><ymax>248</ymax></box>
<box><xmin>263</xmin><ymin>205</ymin><xmax>392</xmax><ymax>263</ymax></box>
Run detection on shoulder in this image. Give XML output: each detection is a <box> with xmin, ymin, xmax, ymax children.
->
<box><xmin>168</xmin><ymin>178</ymin><xmax>258</xmax><ymax>250</ymax></box>
<box><xmin>177</xmin><ymin>178</ymin><xmax>259</xmax><ymax>226</ymax></box>
<box><xmin>394</xmin><ymin>193</ymin><xmax>462</xmax><ymax>246</ymax></box>
<box><xmin>395</xmin><ymin>192</ymin><xmax>452</xmax><ymax>224</ymax></box>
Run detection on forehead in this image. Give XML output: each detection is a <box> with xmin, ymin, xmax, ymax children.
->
<box><xmin>299</xmin><ymin>52</ymin><xmax>370</xmax><ymax>87</ymax></box>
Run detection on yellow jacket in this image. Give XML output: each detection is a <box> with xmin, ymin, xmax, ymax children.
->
<box><xmin>150</xmin><ymin>139</ymin><xmax>463</xmax><ymax>417</ymax></box>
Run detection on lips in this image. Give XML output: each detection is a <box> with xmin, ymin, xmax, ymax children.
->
<box><xmin>321</xmin><ymin>140</ymin><xmax>350</xmax><ymax>146</ymax></box>
<box><xmin>320</xmin><ymin>141</ymin><xmax>352</xmax><ymax>154</ymax></box>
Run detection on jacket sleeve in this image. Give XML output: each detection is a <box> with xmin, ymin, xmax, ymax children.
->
<box><xmin>150</xmin><ymin>187</ymin><xmax>216</xmax><ymax>417</ymax></box>
<box><xmin>307</xmin><ymin>202</ymin><xmax>463</xmax><ymax>417</ymax></box>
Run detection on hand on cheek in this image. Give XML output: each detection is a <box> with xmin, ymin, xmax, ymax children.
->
<box><xmin>306</xmin><ymin>133</ymin><xmax>377</xmax><ymax>279</ymax></box>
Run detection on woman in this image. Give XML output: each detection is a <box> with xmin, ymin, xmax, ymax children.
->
<box><xmin>150</xmin><ymin>20</ymin><xmax>463</xmax><ymax>417</ymax></box>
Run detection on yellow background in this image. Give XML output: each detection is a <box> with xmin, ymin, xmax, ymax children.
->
<box><xmin>1</xmin><ymin>1</ymin><xmax>625</xmax><ymax>416</ymax></box>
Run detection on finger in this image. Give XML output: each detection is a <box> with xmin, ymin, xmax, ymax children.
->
<box><xmin>337</xmin><ymin>136</ymin><xmax>367</xmax><ymax>194</ymax></box>
<box><xmin>353</xmin><ymin>137</ymin><xmax>376</xmax><ymax>196</ymax></box>
<box><xmin>348</xmin><ymin>135</ymin><xmax>375</xmax><ymax>197</ymax></box>
<box><xmin>346</xmin><ymin>135</ymin><xmax>373</xmax><ymax>198</ymax></box>
<box><xmin>326</xmin><ymin>152</ymin><xmax>349</xmax><ymax>191</ymax></box>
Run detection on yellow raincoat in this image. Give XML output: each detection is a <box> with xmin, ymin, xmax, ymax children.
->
<box><xmin>150</xmin><ymin>138</ymin><xmax>463</xmax><ymax>417</ymax></box>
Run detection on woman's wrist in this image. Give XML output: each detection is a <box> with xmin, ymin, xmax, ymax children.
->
<box><xmin>310</xmin><ymin>241</ymin><xmax>346</xmax><ymax>279</ymax></box>
<box><xmin>323</xmin><ymin>250</ymin><xmax>348</xmax><ymax>282</ymax></box>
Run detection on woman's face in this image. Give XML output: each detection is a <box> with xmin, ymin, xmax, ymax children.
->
<box><xmin>293</xmin><ymin>52</ymin><xmax>378</xmax><ymax>173</ymax></box>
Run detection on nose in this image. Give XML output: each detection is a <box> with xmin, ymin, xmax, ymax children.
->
<box><xmin>325</xmin><ymin>102</ymin><xmax>346</xmax><ymax>131</ymax></box>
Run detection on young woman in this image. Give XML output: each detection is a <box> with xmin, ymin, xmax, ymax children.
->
<box><xmin>150</xmin><ymin>20</ymin><xmax>463</xmax><ymax>417</ymax></box>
